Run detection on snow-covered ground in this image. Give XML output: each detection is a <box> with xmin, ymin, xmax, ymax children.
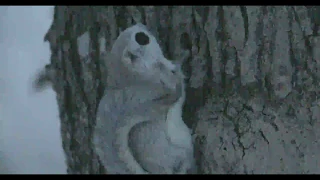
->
<box><xmin>0</xmin><ymin>6</ymin><xmax>67</xmax><ymax>174</ymax></box>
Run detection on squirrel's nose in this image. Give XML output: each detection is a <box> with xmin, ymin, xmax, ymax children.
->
<box><xmin>135</xmin><ymin>32</ymin><xmax>149</xmax><ymax>46</ymax></box>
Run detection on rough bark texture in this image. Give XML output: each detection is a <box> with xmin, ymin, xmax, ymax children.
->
<box><xmin>45</xmin><ymin>6</ymin><xmax>320</xmax><ymax>174</ymax></box>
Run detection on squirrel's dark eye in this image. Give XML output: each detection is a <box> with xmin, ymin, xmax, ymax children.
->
<box><xmin>135</xmin><ymin>32</ymin><xmax>150</xmax><ymax>45</ymax></box>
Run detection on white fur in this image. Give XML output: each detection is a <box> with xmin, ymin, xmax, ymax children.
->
<box><xmin>166</xmin><ymin>87</ymin><xmax>192</xmax><ymax>149</ymax></box>
<box><xmin>95</xmin><ymin>23</ymin><xmax>193</xmax><ymax>174</ymax></box>
<box><xmin>116</xmin><ymin>116</ymin><xmax>148</xmax><ymax>174</ymax></box>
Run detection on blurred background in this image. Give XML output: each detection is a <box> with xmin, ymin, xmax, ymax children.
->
<box><xmin>0</xmin><ymin>6</ymin><xmax>66</xmax><ymax>174</ymax></box>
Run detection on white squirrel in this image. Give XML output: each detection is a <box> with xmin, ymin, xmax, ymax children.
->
<box><xmin>93</xmin><ymin>23</ymin><xmax>196</xmax><ymax>174</ymax></box>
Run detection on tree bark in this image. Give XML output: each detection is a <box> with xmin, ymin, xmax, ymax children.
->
<box><xmin>44</xmin><ymin>6</ymin><xmax>320</xmax><ymax>174</ymax></box>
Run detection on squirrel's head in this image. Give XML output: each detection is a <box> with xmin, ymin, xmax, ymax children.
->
<box><xmin>106</xmin><ymin>23</ymin><xmax>184</xmax><ymax>88</ymax></box>
<box><xmin>111</xmin><ymin>23</ymin><xmax>164</xmax><ymax>72</ymax></box>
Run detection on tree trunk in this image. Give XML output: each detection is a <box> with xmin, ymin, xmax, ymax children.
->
<box><xmin>43</xmin><ymin>6</ymin><xmax>320</xmax><ymax>174</ymax></box>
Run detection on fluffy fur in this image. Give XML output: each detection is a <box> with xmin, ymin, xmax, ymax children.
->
<box><xmin>93</xmin><ymin>23</ymin><xmax>195</xmax><ymax>174</ymax></box>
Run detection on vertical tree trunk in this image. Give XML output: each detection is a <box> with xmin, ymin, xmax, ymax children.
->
<box><xmin>43</xmin><ymin>6</ymin><xmax>320</xmax><ymax>174</ymax></box>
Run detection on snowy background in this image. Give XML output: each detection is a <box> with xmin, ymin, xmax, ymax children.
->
<box><xmin>0</xmin><ymin>6</ymin><xmax>66</xmax><ymax>174</ymax></box>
